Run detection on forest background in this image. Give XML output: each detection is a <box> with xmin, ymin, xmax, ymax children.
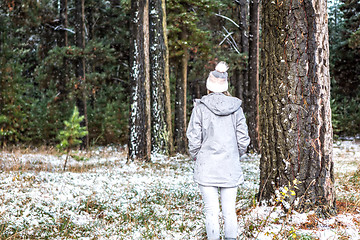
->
<box><xmin>0</xmin><ymin>0</ymin><xmax>359</xmax><ymax>153</ymax></box>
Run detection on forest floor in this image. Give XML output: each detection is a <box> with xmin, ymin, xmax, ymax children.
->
<box><xmin>0</xmin><ymin>140</ymin><xmax>359</xmax><ymax>239</ymax></box>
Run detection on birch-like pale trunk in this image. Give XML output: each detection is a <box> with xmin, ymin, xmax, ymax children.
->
<box><xmin>259</xmin><ymin>0</ymin><xmax>336</xmax><ymax>216</ymax></box>
<box><xmin>128</xmin><ymin>0</ymin><xmax>151</xmax><ymax>161</ymax></box>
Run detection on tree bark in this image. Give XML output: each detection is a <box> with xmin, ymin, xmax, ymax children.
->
<box><xmin>128</xmin><ymin>0</ymin><xmax>151</xmax><ymax>161</ymax></box>
<box><xmin>259</xmin><ymin>0</ymin><xmax>336</xmax><ymax>216</ymax></box>
<box><xmin>235</xmin><ymin>0</ymin><xmax>248</xmax><ymax>100</ymax></box>
<box><xmin>149</xmin><ymin>0</ymin><xmax>173</xmax><ymax>155</ymax></box>
<box><xmin>58</xmin><ymin>0</ymin><xmax>68</xmax><ymax>100</ymax></box>
<box><xmin>59</xmin><ymin>0</ymin><xmax>68</xmax><ymax>47</ymax></box>
<box><xmin>174</xmin><ymin>29</ymin><xmax>188</xmax><ymax>154</ymax></box>
<box><xmin>75</xmin><ymin>0</ymin><xmax>89</xmax><ymax>149</ymax></box>
<box><xmin>246</xmin><ymin>0</ymin><xmax>260</xmax><ymax>152</ymax></box>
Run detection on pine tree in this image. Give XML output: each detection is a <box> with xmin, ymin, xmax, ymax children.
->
<box><xmin>128</xmin><ymin>0</ymin><xmax>151</xmax><ymax>161</ymax></box>
<box><xmin>246</xmin><ymin>0</ymin><xmax>260</xmax><ymax>152</ymax></box>
<box><xmin>235</xmin><ymin>0</ymin><xmax>249</xmax><ymax>100</ymax></box>
<box><xmin>74</xmin><ymin>0</ymin><xmax>89</xmax><ymax>149</ymax></box>
<box><xmin>57</xmin><ymin>106</ymin><xmax>88</xmax><ymax>171</ymax></box>
<box><xmin>166</xmin><ymin>0</ymin><xmax>220</xmax><ymax>154</ymax></box>
<box><xmin>149</xmin><ymin>0</ymin><xmax>173</xmax><ymax>155</ymax></box>
<box><xmin>259</xmin><ymin>0</ymin><xmax>335</xmax><ymax>216</ymax></box>
<box><xmin>0</xmin><ymin>8</ymin><xmax>27</xmax><ymax>147</ymax></box>
<box><xmin>331</xmin><ymin>0</ymin><xmax>360</xmax><ymax>96</ymax></box>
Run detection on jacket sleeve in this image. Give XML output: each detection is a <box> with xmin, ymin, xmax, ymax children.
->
<box><xmin>186</xmin><ymin>105</ymin><xmax>202</xmax><ymax>159</ymax></box>
<box><xmin>236</xmin><ymin>107</ymin><xmax>250</xmax><ymax>156</ymax></box>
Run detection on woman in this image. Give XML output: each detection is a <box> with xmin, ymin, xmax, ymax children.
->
<box><xmin>186</xmin><ymin>61</ymin><xmax>250</xmax><ymax>240</ymax></box>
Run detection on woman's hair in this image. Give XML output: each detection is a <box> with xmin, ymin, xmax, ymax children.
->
<box><xmin>207</xmin><ymin>90</ymin><xmax>232</xmax><ymax>96</ymax></box>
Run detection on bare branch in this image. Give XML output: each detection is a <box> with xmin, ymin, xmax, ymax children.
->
<box><xmin>219</xmin><ymin>31</ymin><xmax>234</xmax><ymax>46</ymax></box>
<box><xmin>53</xmin><ymin>25</ymin><xmax>75</xmax><ymax>34</ymax></box>
<box><xmin>222</xmin><ymin>26</ymin><xmax>240</xmax><ymax>52</ymax></box>
<box><xmin>214</xmin><ymin>13</ymin><xmax>239</xmax><ymax>28</ymax></box>
<box><xmin>221</xmin><ymin>30</ymin><xmax>241</xmax><ymax>55</ymax></box>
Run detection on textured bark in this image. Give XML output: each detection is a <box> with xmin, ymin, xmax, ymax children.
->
<box><xmin>74</xmin><ymin>0</ymin><xmax>89</xmax><ymax>149</ymax></box>
<box><xmin>246</xmin><ymin>0</ymin><xmax>260</xmax><ymax>152</ymax></box>
<box><xmin>128</xmin><ymin>0</ymin><xmax>151</xmax><ymax>161</ymax></box>
<box><xmin>149</xmin><ymin>0</ymin><xmax>173</xmax><ymax>155</ymax></box>
<box><xmin>174</xmin><ymin>29</ymin><xmax>188</xmax><ymax>154</ymax></box>
<box><xmin>259</xmin><ymin>0</ymin><xmax>335</xmax><ymax>216</ymax></box>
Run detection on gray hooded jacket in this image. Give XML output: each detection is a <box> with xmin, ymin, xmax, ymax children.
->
<box><xmin>186</xmin><ymin>93</ymin><xmax>250</xmax><ymax>187</ymax></box>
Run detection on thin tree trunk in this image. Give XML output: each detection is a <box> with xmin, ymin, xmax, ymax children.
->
<box><xmin>63</xmin><ymin>147</ymin><xmax>70</xmax><ymax>171</ymax></box>
<box><xmin>128</xmin><ymin>0</ymin><xmax>151</xmax><ymax>161</ymax></box>
<box><xmin>174</xmin><ymin>29</ymin><xmax>188</xmax><ymax>154</ymax></box>
<box><xmin>246</xmin><ymin>0</ymin><xmax>260</xmax><ymax>152</ymax></box>
<box><xmin>60</xmin><ymin>0</ymin><xmax>68</xmax><ymax>47</ymax></box>
<box><xmin>75</xmin><ymin>0</ymin><xmax>89</xmax><ymax>149</ymax></box>
<box><xmin>58</xmin><ymin>0</ymin><xmax>68</xmax><ymax>100</ymax></box>
<box><xmin>162</xmin><ymin>0</ymin><xmax>174</xmax><ymax>156</ymax></box>
<box><xmin>235</xmin><ymin>0</ymin><xmax>248</xmax><ymax>100</ymax></box>
<box><xmin>259</xmin><ymin>0</ymin><xmax>335</xmax><ymax>216</ymax></box>
<box><xmin>233</xmin><ymin>68</ymin><xmax>244</xmax><ymax>101</ymax></box>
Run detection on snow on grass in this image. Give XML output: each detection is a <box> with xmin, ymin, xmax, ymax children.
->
<box><xmin>0</xmin><ymin>141</ymin><xmax>359</xmax><ymax>239</ymax></box>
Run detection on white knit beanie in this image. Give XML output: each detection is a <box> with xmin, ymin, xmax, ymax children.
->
<box><xmin>206</xmin><ymin>61</ymin><xmax>229</xmax><ymax>93</ymax></box>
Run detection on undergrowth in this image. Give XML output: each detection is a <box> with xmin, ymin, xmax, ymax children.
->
<box><xmin>0</xmin><ymin>145</ymin><xmax>359</xmax><ymax>239</ymax></box>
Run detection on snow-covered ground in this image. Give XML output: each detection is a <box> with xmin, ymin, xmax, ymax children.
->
<box><xmin>0</xmin><ymin>141</ymin><xmax>359</xmax><ymax>239</ymax></box>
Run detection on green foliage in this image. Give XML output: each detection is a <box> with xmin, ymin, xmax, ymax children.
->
<box><xmin>1</xmin><ymin>0</ymin><xmax>358</xmax><ymax>146</ymax></box>
<box><xmin>57</xmin><ymin>106</ymin><xmax>88</xmax><ymax>151</ymax></box>
<box><xmin>331</xmin><ymin>91</ymin><xmax>360</xmax><ymax>137</ymax></box>
<box><xmin>87</xmin><ymin>84</ymin><xmax>129</xmax><ymax>145</ymax></box>
<box><xmin>57</xmin><ymin>106</ymin><xmax>88</xmax><ymax>170</ymax></box>
<box><xmin>166</xmin><ymin>0</ymin><xmax>218</xmax><ymax>62</ymax></box>
<box><xmin>329</xmin><ymin>0</ymin><xmax>360</xmax><ymax>96</ymax></box>
<box><xmin>328</xmin><ymin>0</ymin><xmax>360</xmax><ymax>137</ymax></box>
<box><xmin>0</xmin><ymin>20</ymin><xmax>28</xmax><ymax>146</ymax></box>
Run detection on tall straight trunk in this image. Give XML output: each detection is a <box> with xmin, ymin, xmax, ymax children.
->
<box><xmin>74</xmin><ymin>0</ymin><xmax>89</xmax><ymax>149</ymax></box>
<box><xmin>149</xmin><ymin>0</ymin><xmax>173</xmax><ymax>155</ymax></box>
<box><xmin>162</xmin><ymin>0</ymin><xmax>173</xmax><ymax>156</ymax></box>
<box><xmin>259</xmin><ymin>0</ymin><xmax>335</xmax><ymax>216</ymax></box>
<box><xmin>128</xmin><ymin>0</ymin><xmax>151</xmax><ymax>161</ymax></box>
<box><xmin>58</xmin><ymin>0</ymin><xmax>68</xmax><ymax>100</ymax></box>
<box><xmin>233</xmin><ymin>69</ymin><xmax>244</xmax><ymax>100</ymax></box>
<box><xmin>174</xmin><ymin>29</ymin><xmax>188</xmax><ymax>154</ymax></box>
<box><xmin>235</xmin><ymin>0</ymin><xmax>248</xmax><ymax>100</ymax></box>
<box><xmin>86</xmin><ymin>4</ymin><xmax>95</xmax><ymax>41</ymax></box>
<box><xmin>246</xmin><ymin>0</ymin><xmax>260</xmax><ymax>152</ymax></box>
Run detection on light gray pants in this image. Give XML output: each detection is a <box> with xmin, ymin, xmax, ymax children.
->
<box><xmin>199</xmin><ymin>185</ymin><xmax>238</xmax><ymax>240</ymax></box>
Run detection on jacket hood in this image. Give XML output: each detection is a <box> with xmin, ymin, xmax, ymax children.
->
<box><xmin>200</xmin><ymin>93</ymin><xmax>242</xmax><ymax>116</ymax></box>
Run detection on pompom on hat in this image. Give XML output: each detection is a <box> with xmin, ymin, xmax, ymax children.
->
<box><xmin>206</xmin><ymin>61</ymin><xmax>229</xmax><ymax>93</ymax></box>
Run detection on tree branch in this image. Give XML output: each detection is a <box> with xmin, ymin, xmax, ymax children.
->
<box><xmin>219</xmin><ymin>31</ymin><xmax>234</xmax><ymax>46</ymax></box>
<box><xmin>214</xmin><ymin>13</ymin><xmax>239</xmax><ymax>28</ymax></box>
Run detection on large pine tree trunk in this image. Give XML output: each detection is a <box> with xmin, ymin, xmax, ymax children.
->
<box><xmin>259</xmin><ymin>0</ymin><xmax>336</xmax><ymax>216</ymax></box>
<box><xmin>149</xmin><ymin>0</ymin><xmax>173</xmax><ymax>155</ymax></box>
<box><xmin>246</xmin><ymin>0</ymin><xmax>260</xmax><ymax>152</ymax></box>
<box><xmin>74</xmin><ymin>0</ymin><xmax>89</xmax><ymax>149</ymax></box>
<box><xmin>128</xmin><ymin>0</ymin><xmax>151</xmax><ymax>161</ymax></box>
<box><xmin>174</xmin><ymin>29</ymin><xmax>188</xmax><ymax>154</ymax></box>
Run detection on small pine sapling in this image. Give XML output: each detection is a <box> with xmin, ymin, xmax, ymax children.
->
<box><xmin>57</xmin><ymin>106</ymin><xmax>88</xmax><ymax>171</ymax></box>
